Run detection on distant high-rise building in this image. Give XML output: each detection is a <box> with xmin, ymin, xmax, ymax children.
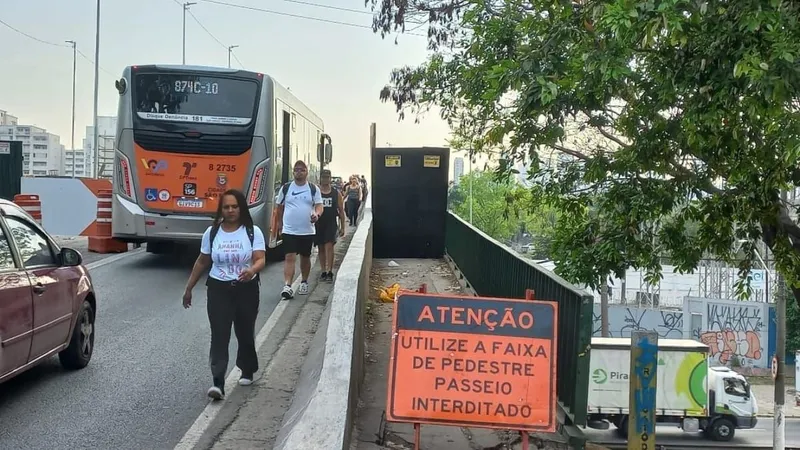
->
<box><xmin>83</xmin><ymin>116</ymin><xmax>117</xmax><ymax>179</ymax></box>
<box><xmin>453</xmin><ymin>157</ymin><xmax>465</xmax><ymax>185</ymax></box>
<box><xmin>0</xmin><ymin>109</ymin><xmax>66</xmax><ymax>176</ymax></box>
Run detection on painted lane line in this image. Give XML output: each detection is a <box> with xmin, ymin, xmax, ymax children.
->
<box><xmin>174</xmin><ymin>252</ymin><xmax>318</xmax><ymax>450</ymax></box>
<box><xmin>86</xmin><ymin>247</ymin><xmax>145</xmax><ymax>270</ymax></box>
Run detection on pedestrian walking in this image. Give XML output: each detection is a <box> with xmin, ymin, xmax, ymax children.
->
<box><xmin>344</xmin><ymin>175</ymin><xmax>362</xmax><ymax>226</ymax></box>
<box><xmin>315</xmin><ymin>169</ymin><xmax>347</xmax><ymax>281</ymax></box>
<box><xmin>275</xmin><ymin>160</ymin><xmax>323</xmax><ymax>299</ymax></box>
<box><xmin>182</xmin><ymin>189</ymin><xmax>267</xmax><ymax>401</ymax></box>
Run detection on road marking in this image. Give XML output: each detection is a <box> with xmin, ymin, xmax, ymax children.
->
<box><xmin>174</xmin><ymin>252</ymin><xmax>318</xmax><ymax>450</ymax></box>
<box><xmin>86</xmin><ymin>247</ymin><xmax>145</xmax><ymax>270</ymax></box>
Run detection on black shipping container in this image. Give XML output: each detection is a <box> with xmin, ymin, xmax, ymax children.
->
<box><xmin>0</xmin><ymin>140</ymin><xmax>23</xmax><ymax>201</ymax></box>
<box><xmin>371</xmin><ymin>146</ymin><xmax>450</xmax><ymax>259</ymax></box>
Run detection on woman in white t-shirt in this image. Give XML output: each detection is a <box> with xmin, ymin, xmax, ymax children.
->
<box><xmin>182</xmin><ymin>189</ymin><xmax>267</xmax><ymax>401</ymax></box>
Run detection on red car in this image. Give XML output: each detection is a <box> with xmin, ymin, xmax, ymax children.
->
<box><xmin>0</xmin><ymin>198</ymin><xmax>96</xmax><ymax>383</ymax></box>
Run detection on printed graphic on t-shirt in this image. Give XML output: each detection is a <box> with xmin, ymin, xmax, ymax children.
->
<box><xmin>322</xmin><ymin>197</ymin><xmax>333</xmax><ymax>208</ymax></box>
<box><xmin>201</xmin><ymin>225</ymin><xmax>266</xmax><ymax>281</ymax></box>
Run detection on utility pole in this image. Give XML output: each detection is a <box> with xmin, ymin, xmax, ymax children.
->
<box><xmin>468</xmin><ymin>149</ymin><xmax>473</xmax><ymax>224</ymax></box>
<box><xmin>92</xmin><ymin>0</ymin><xmax>100</xmax><ymax>179</ymax></box>
<box><xmin>227</xmin><ymin>45</ymin><xmax>239</xmax><ymax>68</ymax></box>
<box><xmin>774</xmin><ymin>190</ymin><xmax>788</xmax><ymax>450</ymax></box>
<box><xmin>66</xmin><ymin>40</ymin><xmax>77</xmax><ymax>178</ymax></box>
<box><xmin>600</xmin><ymin>278</ymin><xmax>609</xmax><ymax>336</ymax></box>
<box><xmin>182</xmin><ymin>2</ymin><xmax>197</xmax><ymax>64</ymax></box>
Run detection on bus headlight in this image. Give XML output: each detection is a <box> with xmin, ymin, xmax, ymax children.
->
<box><xmin>115</xmin><ymin>151</ymin><xmax>135</xmax><ymax>201</ymax></box>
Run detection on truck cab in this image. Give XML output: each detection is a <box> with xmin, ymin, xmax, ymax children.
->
<box><xmin>703</xmin><ymin>366</ymin><xmax>758</xmax><ymax>439</ymax></box>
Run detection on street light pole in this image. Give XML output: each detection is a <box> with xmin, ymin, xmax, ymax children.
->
<box><xmin>92</xmin><ymin>0</ymin><xmax>100</xmax><ymax>179</ymax></box>
<box><xmin>66</xmin><ymin>40</ymin><xmax>77</xmax><ymax>178</ymax></box>
<box><xmin>182</xmin><ymin>2</ymin><xmax>197</xmax><ymax>64</ymax></box>
<box><xmin>227</xmin><ymin>45</ymin><xmax>239</xmax><ymax>68</ymax></box>
<box><xmin>468</xmin><ymin>149</ymin><xmax>473</xmax><ymax>224</ymax></box>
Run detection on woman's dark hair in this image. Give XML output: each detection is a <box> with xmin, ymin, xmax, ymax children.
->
<box><xmin>213</xmin><ymin>189</ymin><xmax>254</xmax><ymax>228</ymax></box>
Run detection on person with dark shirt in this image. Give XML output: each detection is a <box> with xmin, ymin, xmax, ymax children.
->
<box><xmin>344</xmin><ymin>175</ymin><xmax>362</xmax><ymax>226</ymax></box>
<box><xmin>315</xmin><ymin>170</ymin><xmax>346</xmax><ymax>281</ymax></box>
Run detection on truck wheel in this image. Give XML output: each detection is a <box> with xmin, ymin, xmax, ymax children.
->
<box><xmin>614</xmin><ymin>416</ymin><xmax>629</xmax><ymax>439</ymax></box>
<box><xmin>709</xmin><ymin>418</ymin><xmax>735</xmax><ymax>441</ymax></box>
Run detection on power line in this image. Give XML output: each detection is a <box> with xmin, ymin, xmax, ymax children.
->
<box><xmin>203</xmin><ymin>0</ymin><xmax>371</xmax><ymax>16</ymax></box>
<box><xmin>187</xmin><ymin>9</ymin><xmax>228</xmax><ymax>50</ymax></box>
<box><xmin>0</xmin><ymin>17</ymin><xmax>116</xmax><ymax>77</ymax></box>
<box><xmin>198</xmin><ymin>0</ymin><xmax>423</xmax><ymax>35</ymax></box>
<box><xmin>0</xmin><ymin>18</ymin><xmax>69</xmax><ymax>47</ymax></box>
<box><xmin>172</xmin><ymin>0</ymin><xmax>247</xmax><ymax>68</ymax></box>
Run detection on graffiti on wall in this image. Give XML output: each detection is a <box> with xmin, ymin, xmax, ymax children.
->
<box><xmin>699</xmin><ymin>302</ymin><xmax>765</xmax><ymax>367</ymax></box>
<box><xmin>592</xmin><ymin>306</ymin><xmax>684</xmax><ymax>338</ymax></box>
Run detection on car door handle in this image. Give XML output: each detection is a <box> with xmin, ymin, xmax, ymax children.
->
<box><xmin>32</xmin><ymin>283</ymin><xmax>46</xmax><ymax>294</ymax></box>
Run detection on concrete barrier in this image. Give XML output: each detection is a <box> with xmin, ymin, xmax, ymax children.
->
<box><xmin>275</xmin><ymin>198</ymin><xmax>373</xmax><ymax>450</ymax></box>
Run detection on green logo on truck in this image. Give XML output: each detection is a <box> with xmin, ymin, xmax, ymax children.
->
<box><xmin>592</xmin><ymin>369</ymin><xmax>608</xmax><ymax>384</ymax></box>
<box><xmin>675</xmin><ymin>352</ymin><xmax>708</xmax><ymax>408</ymax></box>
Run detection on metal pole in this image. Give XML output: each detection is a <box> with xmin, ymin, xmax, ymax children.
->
<box><xmin>227</xmin><ymin>45</ymin><xmax>239</xmax><ymax>68</ymax></box>
<box><xmin>66</xmin><ymin>40</ymin><xmax>77</xmax><ymax>178</ymax></box>
<box><xmin>468</xmin><ymin>150</ymin><xmax>473</xmax><ymax>224</ymax></box>
<box><xmin>775</xmin><ymin>190</ymin><xmax>788</xmax><ymax>450</ymax></box>
<box><xmin>182</xmin><ymin>2</ymin><xmax>196</xmax><ymax>64</ymax></box>
<box><xmin>92</xmin><ymin>0</ymin><xmax>100</xmax><ymax>179</ymax></box>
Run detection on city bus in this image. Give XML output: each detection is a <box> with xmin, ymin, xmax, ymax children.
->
<box><xmin>110</xmin><ymin>65</ymin><xmax>332</xmax><ymax>253</ymax></box>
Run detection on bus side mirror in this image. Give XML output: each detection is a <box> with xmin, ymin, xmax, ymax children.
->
<box><xmin>318</xmin><ymin>142</ymin><xmax>333</xmax><ymax>164</ymax></box>
<box><xmin>115</xmin><ymin>78</ymin><xmax>127</xmax><ymax>95</ymax></box>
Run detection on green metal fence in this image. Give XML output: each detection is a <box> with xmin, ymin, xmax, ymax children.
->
<box><xmin>445</xmin><ymin>212</ymin><xmax>593</xmax><ymax>428</ymax></box>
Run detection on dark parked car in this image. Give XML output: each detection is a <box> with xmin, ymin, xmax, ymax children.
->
<box><xmin>0</xmin><ymin>198</ymin><xmax>97</xmax><ymax>383</ymax></box>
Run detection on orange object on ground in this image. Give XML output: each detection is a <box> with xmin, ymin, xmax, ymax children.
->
<box><xmin>13</xmin><ymin>194</ymin><xmax>42</xmax><ymax>224</ymax></box>
<box><xmin>88</xmin><ymin>189</ymin><xmax>128</xmax><ymax>254</ymax></box>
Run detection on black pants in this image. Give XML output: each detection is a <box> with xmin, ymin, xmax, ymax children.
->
<box><xmin>206</xmin><ymin>277</ymin><xmax>260</xmax><ymax>385</ymax></box>
<box><xmin>346</xmin><ymin>198</ymin><xmax>360</xmax><ymax>225</ymax></box>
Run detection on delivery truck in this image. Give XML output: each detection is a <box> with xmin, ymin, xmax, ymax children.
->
<box><xmin>586</xmin><ymin>337</ymin><xmax>758</xmax><ymax>441</ymax></box>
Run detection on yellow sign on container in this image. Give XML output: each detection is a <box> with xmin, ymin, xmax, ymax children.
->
<box><xmin>385</xmin><ymin>155</ymin><xmax>401</xmax><ymax>167</ymax></box>
<box><xmin>423</xmin><ymin>155</ymin><xmax>440</xmax><ymax>168</ymax></box>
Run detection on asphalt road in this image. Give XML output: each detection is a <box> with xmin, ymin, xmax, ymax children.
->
<box><xmin>585</xmin><ymin>417</ymin><xmax>800</xmax><ymax>449</ymax></box>
<box><xmin>0</xmin><ymin>249</ymin><xmax>289</xmax><ymax>450</ymax></box>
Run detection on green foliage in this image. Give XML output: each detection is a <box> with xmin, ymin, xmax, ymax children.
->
<box><xmin>449</xmin><ymin>171</ymin><xmax>525</xmax><ymax>241</ymax></box>
<box><xmin>371</xmin><ymin>0</ymin><xmax>800</xmax><ymax>307</ymax></box>
<box><xmin>449</xmin><ymin>171</ymin><xmax>559</xmax><ymax>257</ymax></box>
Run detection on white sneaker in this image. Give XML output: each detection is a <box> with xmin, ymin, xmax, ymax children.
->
<box><xmin>207</xmin><ymin>386</ymin><xmax>224</xmax><ymax>400</ymax></box>
<box><xmin>281</xmin><ymin>285</ymin><xmax>294</xmax><ymax>299</ymax></box>
<box><xmin>239</xmin><ymin>377</ymin><xmax>253</xmax><ymax>386</ymax></box>
<box><xmin>298</xmin><ymin>281</ymin><xmax>309</xmax><ymax>295</ymax></box>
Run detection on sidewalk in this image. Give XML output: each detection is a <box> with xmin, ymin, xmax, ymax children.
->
<box><xmin>751</xmin><ymin>383</ymin><xmax>800</xmax><ymax>418</ymax></box>
<box><xmin>350</xmin><ymin>258</ymin><xmax>608</xmax><ymax>450</ymax></box>
<box><xmin>191</xmin><ymin>228</ymin><xmax>356</xmax><ymax>449</ymax></box>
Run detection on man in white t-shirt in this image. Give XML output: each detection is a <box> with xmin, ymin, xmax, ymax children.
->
<box><xmin>275</xmin><ymin>160</ymin><xmax>323</xmax><ymax>299</ymax></box>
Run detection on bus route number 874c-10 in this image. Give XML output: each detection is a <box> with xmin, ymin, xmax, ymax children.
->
<box><xmin>174</xmin><ymin>80</ymin><xmax>219</xmax><ymax>95</ymax></box>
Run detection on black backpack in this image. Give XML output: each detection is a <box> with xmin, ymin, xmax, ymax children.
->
<box><xmin>278</xmin><ymin>182</ymin><xmax>317</xmax><ymax>205</ymax></box>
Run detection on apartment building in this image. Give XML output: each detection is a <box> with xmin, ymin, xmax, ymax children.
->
<box><xmin>63</xmin><ymin>148</ymin><xmax>89</xmax><ymax>177</ymax></box>
<box><xmin>0</xmin><ymin>109</ymin><xmax>65</xmax><ymax>176</ymax></box>
<box><xmin>453</xmin><ymin>157</ymin><xmax>464</xmax><ymax>185</ymax></box>
<box><xmin>82</xmin><ymin>116</ymin><xmax>117</xmax><ymax>179</ymax></box>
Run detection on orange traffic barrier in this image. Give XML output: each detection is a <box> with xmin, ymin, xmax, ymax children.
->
<box><xmin>13</xmin><ymin>194</ymin><xmax>42</xmax><ymax>224</ymax></box>
<box><xmin>88</xmin><ymin>189</ymin><xmax>128</xmax><ymax>254</ymax></box>
<box><xmin>95</xmin><ymin>189</ymin><xmax>113</xmax><ymax>237</ymax></box>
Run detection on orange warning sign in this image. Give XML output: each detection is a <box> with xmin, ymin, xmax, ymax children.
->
<box><xmin>386</xmin><ymin>293</ymin><xmax>558</xmax><ymax>432</ymax></box>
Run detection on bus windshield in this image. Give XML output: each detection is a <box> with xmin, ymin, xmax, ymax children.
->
<box><xmin>133</xmin><ymin>73</ymin><xmax>258</xmax><ymax>126</ymax></box>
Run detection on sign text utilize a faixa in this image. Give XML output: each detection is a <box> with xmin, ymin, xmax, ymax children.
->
<box><xmin>386</xmin><ymin>293</ymin><xmax>558</xmax><ymax>432</ymax></box>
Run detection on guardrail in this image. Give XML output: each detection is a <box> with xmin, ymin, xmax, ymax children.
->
<box><xmin>275</xmin><ymin>198</ymin><xmax>373</xmax><ymax>450</ymax></box>
<box><xmin>444</xmin><ymin>212</ymin><xmax>594</xmax><ymax>429</ymax></box>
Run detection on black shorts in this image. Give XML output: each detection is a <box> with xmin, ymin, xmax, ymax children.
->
<box><xmin>282</xmin><ymin>233</ymin><xmax>313</xmax><ymax>257</ymax></box>
<box><xmin>314</xmin><ymin>221</ymin><xmax>337</xmax><ymax>246</ymax></box>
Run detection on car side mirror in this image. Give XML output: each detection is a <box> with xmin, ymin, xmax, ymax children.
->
<box><xmin>60</xmin><ymin>247</ymin><xmax>83</xmax><ymax>267</ymax></box>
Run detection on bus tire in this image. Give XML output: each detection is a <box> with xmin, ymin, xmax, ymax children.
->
<box><xmin>146</xmin><ymin>241</ymin><xmax>168</xmax><ymax>254</ymax></box>
<box><xmin>709</xmin><ymin>418</ymin><xmax>735</xmax><ymax>441</ymax></box>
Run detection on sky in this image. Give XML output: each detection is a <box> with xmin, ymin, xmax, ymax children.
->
<box><xmin>0</xmin><ymin>0</ymin><xmax>479</xmax><ymax>181</ymax></box>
